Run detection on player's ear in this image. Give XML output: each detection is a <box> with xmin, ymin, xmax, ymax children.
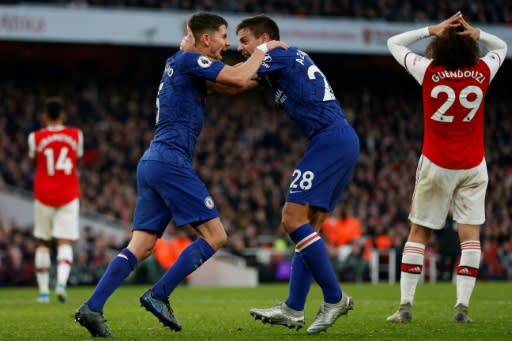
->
<box><xmin>200</xmin><ymin>33</ymin><xmax>210</xmax><ymax>47</ymax></box>
<box><xmin>262</xmin><ymin>32</ymin><xmax>272</xmax><ymax>42</ymax></box>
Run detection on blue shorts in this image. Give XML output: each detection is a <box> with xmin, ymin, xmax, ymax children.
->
<box><xmin>287</xmin><ymin>121</ymin><xmax>360</xmax><ymax>211</ymax></box>
<box><xmin>132</xmin><ymin>160</ymin><xmax>219</xmax><ymax>236</ymax></box>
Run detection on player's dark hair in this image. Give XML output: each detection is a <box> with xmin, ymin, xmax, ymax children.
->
<box><xmin>45</xmin><ymin>97</ymin><xmax>63</xmax><ymax>120</ymax></box>
<box><xmin>425</xmin><ymin>26</ymin><xmax>480</xmax><ymax>70</ymax></box>
<box><xmin>236</xmin><ymin>14</ymin><xmax>280</xmax><ymax>40</ymax></box>
<box><xmin>188</xmin><ymin>12</ymin><xmax>228</xmax><ymax>41</ymax></box>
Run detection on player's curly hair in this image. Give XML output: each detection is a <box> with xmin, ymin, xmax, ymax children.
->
<box><xmin>425</xmin><ymin>26</ymin><xmax>480</xmax><ymax>70</ymax></box>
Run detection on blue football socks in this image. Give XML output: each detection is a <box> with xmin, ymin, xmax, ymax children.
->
<box><xmin>285</xmin><ymin>251</ymin><xmax>313</xmax><ymax>311</ymax></box>
<box><xmin>289</xmin><ymin>224</ymin><xmax>342</xmax><ymax>304</ymax></box>
<box><xmin>151</xmin><ymin>238</ymin><xmax>214</xmax><ymax>300</ymax></box>
<box><xmin>87</xmin><ymin>248</ymin><xmax>137</xmax><ymax>313</ymax></box>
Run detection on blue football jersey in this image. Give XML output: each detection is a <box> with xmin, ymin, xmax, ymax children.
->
<box><xmin>142</xmin><ymin>51</ymin><xmax>224</xmax><ymax>165</ymax></box>
<box><xmin>257</xmin><ymin>47</ymin><xmax>345</xmax><ymax>138</ymax></box>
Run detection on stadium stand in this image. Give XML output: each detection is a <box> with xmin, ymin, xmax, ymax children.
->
<box><xmin>8</xmin><ymin>0</ymin><xmax>512</xmax><ymax>23</ymax></box>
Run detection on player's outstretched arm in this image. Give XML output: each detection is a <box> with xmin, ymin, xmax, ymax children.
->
<box><xmin>208</xmin><ymin>62</ymin><xmax>260</xmax><ymax>94</ymax></box>
<box><xmin>215</xmin><ymin>40</ymin><xmax>288</xmax><ymax>88</ymax></box>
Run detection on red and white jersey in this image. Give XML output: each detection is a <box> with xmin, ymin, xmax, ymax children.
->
<box><xmin>28</xmin><ymin>125</ymin><xmax>84</xmax><ymax>206</ymax></box>
<box><xmin>419</xmin><ymin>60</ymin><xmax>491</xmax><ymax>169</ymax></box>
<box><xmin>388</xmin><ymin>27</ymin><xmax>507</xmax><ymax>169</ymax></box>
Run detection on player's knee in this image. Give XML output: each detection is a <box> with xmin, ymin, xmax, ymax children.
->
<box><xmin>281</xmin><ymin>207</ymin><xmax>309</xmax><ymax>233</ymax></box>
<box><xmin>127</xmin><ymin>242</ymin><xmax>156</xmax><ymax>261</ymax></box>
<box><xmin>281</xmin><ymin>215</ymin><xmax>305</xmax><ymax>233</ymax></box>
<box><xmin>197</xmin><ymin>218</ymin><xmax>228</xmax><ymax>250</ymax></box>
<box><xmin>131</xmin><ymin>246</ymin><xmax>153</xmax><ymax>261</ymax></box>
<box><xmin>408</xmin><ymin>223</ymin><xmax>432</xmax><ymax>244</ymax></box>
<box><xmin>281</xmin><ymin>215</ymin><xmax>293</xmax><ymax>232</ymax></box>
<box><xmin>457</xmin><ymin>224</ymin><xmax>480</xmax><ymax>242</ymax></box>
<box><xmin>209</xmin><ymin>229</ymin><xmax>228</xmax><ymax>250</ymax></box>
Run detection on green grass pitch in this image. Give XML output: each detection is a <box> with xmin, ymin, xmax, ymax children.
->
<box><xmin>0</xmin><ymin>282</ymin><xmax>510</xmax><ymax>340</ymax></box>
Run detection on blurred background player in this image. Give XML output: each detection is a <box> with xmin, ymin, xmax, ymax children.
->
<box><xmin>235</xmin><ymin>15</ymin><xmax>360</xmax><ymax>334</ymax></box>
<box><xmin>386</xmin><ymin>12</ymin><xmax>507</xmax><ymax>323</ymax></box>
<box><xmin>74</xmin><ymin>12</ymin><xmax>287</xmax><ymax>337</ymax></box>
<box><xmin>28</xmin><ymin>97</ymin><xmax>83</xmax><ymax>303</ymax></box>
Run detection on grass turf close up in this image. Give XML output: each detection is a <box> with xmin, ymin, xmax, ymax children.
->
<box><xmin>0</xmin><ymin>282</ymin><xmax>510</xmax><ymax>340</ymax></box>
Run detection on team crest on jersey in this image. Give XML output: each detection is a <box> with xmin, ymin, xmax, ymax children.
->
<box><xmin>204</xmin><ymin>196</ymin><xmax>215</xmax><ymax>209</ymax></box>
<box><xmin>197</xmin><ymin>56</ymin><xmax>213</xmax><ymax>68</ymax></box>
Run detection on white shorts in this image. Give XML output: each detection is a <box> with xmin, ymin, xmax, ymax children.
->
<box><xmin>33</xmin><ymin>198</ymin><xmax>80</xmax><ymax>241</ymax></box>
<box><xmin>409</xmin><ymin>155</ymin><xmax>487</xmax><ymax>230</ymax></box>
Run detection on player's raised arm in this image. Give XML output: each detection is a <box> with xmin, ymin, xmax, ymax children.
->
<box><xmin>388</xmin><ymin>12</ymin><xmax>463</xmax><ymax>63</ymax></box>
<box><xmin>427</xmin><ymin>11</ymin><xmax>464</xmax><ymax>37</ymax></box>
<box><xmin>387</xmin><ymin>12</ymin><xmax>463</xmax><ymax>84</ymax></box>
<box><xmin>387</xmin><ymin>27</ymin><xmax>429</xmax><ymax>62</ymax></box>
<box><xmin>215</xmin><ymin>40</ymin><xmax>287</xmax><ymax>88</ymax></box>
<box><xmin>179</xmin><ymin>26</ymin><xmax>195</xmax><ymax>51</ymax></box>
<box><xmin>387</xmin><ymin>27</ymin><xmax>431</xmax><ymax>83</ymax></box>
<box><xmin>457</xmin><ymin>16</ymin><xmax>508</xmax><ymax>80</ymax></box>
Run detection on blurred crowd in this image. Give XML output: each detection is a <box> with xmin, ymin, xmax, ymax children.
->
<box><xmin>5</xmin><ymin>0</ymin><xmax>512</xmax><ymax>24</ymax></box>
<box><xmin>1</xmin><ymin>61</ymin><xmax>511</xmax><ymax>285</ymax></box>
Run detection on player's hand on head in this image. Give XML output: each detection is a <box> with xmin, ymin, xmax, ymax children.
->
<box><xmin>456</xmin><ymin>16</ymin><xmax>480</xmax><ymax>40</ymax></box>
<box><xmin>179</xmin><ymin>36</ymin><xmax>191</xmax><ymax>50</ymax></box>
<box><xmin>429</xmin><ymin>11</ymin><xmax>463</xmax><ymax>37</ymax></box>
<box><xmin>179</xmin><ymin>25</ymin><xmax>195</xmax><ymax>51</ymax></box>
